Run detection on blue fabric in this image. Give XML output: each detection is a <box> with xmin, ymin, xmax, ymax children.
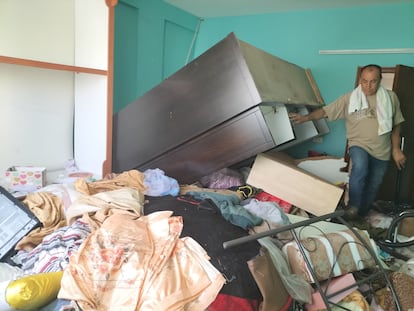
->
<box><xmin>143</xmin><ymin>168</ymin><xmax>179</xmax><ymax>197</ymax></box>
<box><xmin>187</xmin><ymin>191</ymin><xmax>262</xmax><ymax>230</ymax></box>
<box><xmin>348</xmin><ymin>146</ymin><xmax>389</xmax><ymax>216</ymax></box>
<box><xmin>38</xmin><ymin>299</ymin><xmax>72</xmax><ymax>311</ymax></box>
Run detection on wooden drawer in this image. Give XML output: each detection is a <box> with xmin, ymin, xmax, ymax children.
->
<box><xmin>138</xmin><ymin>107</ymin><xmax>275</xmax><ymax>184</ymax></box>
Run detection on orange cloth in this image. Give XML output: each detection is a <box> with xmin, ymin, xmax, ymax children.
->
<box><xmin>58</xmin><ymin>211</ymin><xmax>225</xmax><ymax>311</ymax></box>
<box><xmin>339</xmin><ymin>290</ymin><xmax>370</xmax><ymax>310</ymax></box>
<box><xmin>16</xmin><ymin>192</ymin><xmax>67</xmax><ymax>251</ymax></box>
<box><xmin>65</xmin><ymin>187</ymin><xmax>144</xmax><ymax>227</ymax></box>
<box><xmin>75</xmin><ymin>169</ymin><xmax>146</xmax><ymax>195</ymax></box>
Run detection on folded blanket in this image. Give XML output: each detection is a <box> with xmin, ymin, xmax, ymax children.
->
<box><xmin>349</xmin><ymin>85</ymin><xmax>392</xmax><ymax>135</ymax></box>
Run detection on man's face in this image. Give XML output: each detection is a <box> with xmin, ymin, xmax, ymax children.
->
<box><xmin>360</xmin><ymin>68</ymin><xmax>381</xmax><ymax>96</ymax></box>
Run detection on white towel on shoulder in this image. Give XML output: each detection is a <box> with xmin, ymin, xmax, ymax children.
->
<box><xmin>349</xmin><ymin>85</ymin><xmax>392</xmax><ymax>135</ymax></box>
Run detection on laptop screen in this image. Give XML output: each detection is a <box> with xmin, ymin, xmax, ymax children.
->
<box><xmin>0</xmin><ymin>186</ymin><xmax>41</xmax><ymax>260</ymax></box>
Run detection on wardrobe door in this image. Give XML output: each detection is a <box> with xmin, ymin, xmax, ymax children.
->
<box><xmin>388</xmin><ymin>65</ymin><xmax>414</xmax><ymax>203</ymax></box>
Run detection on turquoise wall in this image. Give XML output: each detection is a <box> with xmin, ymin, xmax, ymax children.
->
<box><xmin>191</xmin><ymin>3</ymin><xmax>414</xmax><ymax>158</ymax></box>
<box><xmin>114</xmin><ymin>1</ymin><xmax>414</xmax><ymax>158</ymax></box>
<box><xmin>113</xmin><ymin>0</ymin><xmax>199</xmax><ymax>112</ymax></box>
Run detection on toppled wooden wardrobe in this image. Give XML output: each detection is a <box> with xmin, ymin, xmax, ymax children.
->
<box><xmin>112</xmin><ymin>32</ymin><xmax>329</xmax><ymax>183</ymax></box>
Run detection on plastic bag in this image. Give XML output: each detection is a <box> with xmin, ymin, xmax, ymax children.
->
<box><xmin>200</xmin><ymin>168</ymin><xmax>244</xmax><ymax>189</ymax></box>
<box><xmin>143</xmin><ymin>168</ymin><xmax>179</xmax><ymax>196</ymax></box>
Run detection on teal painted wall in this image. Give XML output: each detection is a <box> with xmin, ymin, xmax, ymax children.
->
<box><xmin>113</xmin><ymin>0</ymin><xmax>199</xmax><ymax>112</ymax></box>
<box><xmin>114</xmin><ymin>1</ymin><xmax>414</xmax><ymax>158</ymax></box>
<box><xmin>192</xmin><ymin>3</ymin><xmax>414</xmax><ymax>158</ymax></box>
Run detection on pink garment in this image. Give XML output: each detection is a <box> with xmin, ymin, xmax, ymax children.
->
<box><xmin>58</xmin><ymin>211</ymin><xmax>225</xmax><ymax>310</ymax></box>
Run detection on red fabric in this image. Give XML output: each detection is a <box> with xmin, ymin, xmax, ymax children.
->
<box><xmin>308</xmin><ymin>150</ymin><xmax>327</xmax><ymax>157</ymax></box>
<box><xmin>254</xmin><ymin>192</ymin><xmax>292</xmax><ymax>213</ymax></box>
<box><xmin>207</xmin><ymin>294</ymin><xmax>293</xmax><ymax>311</ymax></box>
<box><xmin>280</xmin><ymin>296</ymin><xmax>293</xmax><ymax>311</ymax></box>
<box><xmin>207</xmin><ymin>294</ymin><xmax>260</xmax><ymax>311</ymax></box>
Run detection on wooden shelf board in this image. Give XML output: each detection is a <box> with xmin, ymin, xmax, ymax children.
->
<box><xmin>0</xmin><ymin>55</ymin><xmax>107</xmax><ymax>75</ymax></box>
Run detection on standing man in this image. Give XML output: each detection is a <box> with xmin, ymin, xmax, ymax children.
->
<box><xmin>289</xmin><ymin>64</ymin><xmax>406</xmax><ymax>218</ymax></box>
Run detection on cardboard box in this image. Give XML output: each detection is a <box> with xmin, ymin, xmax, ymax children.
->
<box><xmin>247</xmin><ymin>152</ymin><xmax>344</xmax><ymax>216</ymax></box>
<box><xmin>4</xmin><ymin>166</ymin><xmax>46</xmax><ymax>192</ymax></box>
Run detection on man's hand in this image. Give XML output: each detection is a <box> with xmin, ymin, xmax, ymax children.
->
<box><xmin>288</xmin><ymin>112</ymin><xmax>306</xmax><ymax>124</ymax></box>
<box><xmin>392</xmin><ymin>148</ymin><xmax>406</xmax><ymax>170</ymax></box>
<box><xmin>289</xmin><ymin>108</ymin><xmax>326</xmax><ymax>125</ymax></box>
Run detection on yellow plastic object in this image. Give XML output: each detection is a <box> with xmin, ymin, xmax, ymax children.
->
<box><xmin>6</xmin><ymin>271</ymin><xmax>63</xmax><ymax>311</ymax></box>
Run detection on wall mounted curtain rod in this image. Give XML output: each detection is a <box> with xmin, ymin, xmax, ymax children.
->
<box><xmin>319</xmin><ymin>48</ymin><xmax>414</xmax><ymax>55</ymax></box>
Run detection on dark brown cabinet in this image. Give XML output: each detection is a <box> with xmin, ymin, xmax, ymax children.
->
<box><xmin>378</xmin><ymin>65</ymin><xmax>414</xmax><ymax>204</ymax></box>
<box><xmin>112</xmin><ymin>32</ymin><xmax>328</xmax><ymax>183</ymax></box>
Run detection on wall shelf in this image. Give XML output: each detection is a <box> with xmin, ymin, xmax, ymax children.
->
<box><xmin>0</xmin><ymin>55</ymin><xmax>107</xmax><ymax>76</ymax></box>
<box><xmin>0</xmin><ymin>0</ymin><xmax>114</xmax><ymax>178</ymax></box>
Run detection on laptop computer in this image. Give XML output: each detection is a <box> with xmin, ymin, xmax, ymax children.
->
<box><xmin>0</xmin><ymin>186</ymin><xmax>41</xmax><ymax>260</ymax></box>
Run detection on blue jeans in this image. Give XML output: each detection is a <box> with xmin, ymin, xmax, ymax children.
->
<box><xmin>348</xmin><ymin>146</ymin><xmax>389</xmax><ymax>216</ymax></box>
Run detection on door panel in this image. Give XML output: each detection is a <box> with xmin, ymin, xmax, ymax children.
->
<box><xmin>382</xmin><ymin>65</ymin><xmax>414</xmax><ymax>203</ymax></box>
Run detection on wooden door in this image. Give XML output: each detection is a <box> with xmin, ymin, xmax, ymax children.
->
<box><xmin>378</xmin><ymin>65</ymin><xmax>414</xmax><ymax>204</ymax></box>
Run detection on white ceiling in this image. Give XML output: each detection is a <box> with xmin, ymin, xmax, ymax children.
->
<box><xmin>164</xmin><ymin>0</ymin><xmax>413</xmax><ymax>18</ymax></box>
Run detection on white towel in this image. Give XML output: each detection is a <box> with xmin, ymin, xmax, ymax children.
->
<box><xmin>349</xmin><ymin>85</ymin><xmax>392</xmax><ymax>135</ymax></box>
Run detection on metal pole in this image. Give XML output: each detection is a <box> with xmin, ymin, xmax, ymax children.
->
<box><xmin>222</xmin><ymin>210</ymin><xmax>345</xmax><ymax>249</ymax></box>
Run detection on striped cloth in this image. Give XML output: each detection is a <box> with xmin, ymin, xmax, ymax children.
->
<box><xmin>13</xmin><ymin>219</ymin><xmax>91</xmax><ymax>274</ymax></box>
